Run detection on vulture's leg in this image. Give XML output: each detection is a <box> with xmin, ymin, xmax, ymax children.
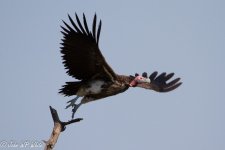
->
<box><xmin>71</xmin><ymin>103</ymin><xmax>82</xmax><ymax>119</ymax></box>
<box><xmin>65</xmin><ymin>96</ymin><xmax>80</xmax><ymax>109</ymax></box>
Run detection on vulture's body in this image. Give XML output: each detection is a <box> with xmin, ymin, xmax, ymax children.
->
<box><xmin>59</xmin><ymin>13</ymin><xmax>182</xmax><ymax>118</ymax></box>
<box><xmin>61</xmin><ymin>75</ymin><xmax>132</xmax><ymax>104</ymax></box>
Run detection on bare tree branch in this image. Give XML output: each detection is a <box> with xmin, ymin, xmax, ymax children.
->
<box><xmin>44</xmin><ymin>106</ymin><xmax>83</xmax><ymax>150</ymax></box>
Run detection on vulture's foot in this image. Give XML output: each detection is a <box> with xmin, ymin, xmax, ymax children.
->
<box><xmin>65</xmin><ymin>96</ymin><xmax>79</xmax><ymax>109</ymax></box>
<box><xmin>71</xmin><ymin>103</ymin><xmax>82</xmax><ymax>119</ymax></box>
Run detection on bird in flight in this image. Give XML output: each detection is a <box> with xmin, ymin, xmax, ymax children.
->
<box><xmin>59</xmin><ymin>13</ymin><xmax>182</xmax><ymax>118</ymax></box>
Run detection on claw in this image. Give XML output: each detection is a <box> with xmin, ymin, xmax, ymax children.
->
<box><xmin>71</xmin><ymin>103</ymin><xmax>82</xmax><ymax>119</ymax></box>
<box><xmin>65</xmin><ymin>96</ymin><xmax>79</xmax><ymax>109</ymax></box>
<box><xmin>65</xmin><ymin>100</ymin><xmax>74</xmax><ymax>109</ymax></box>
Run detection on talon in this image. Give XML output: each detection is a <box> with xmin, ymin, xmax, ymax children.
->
<box><xmin>65</xmin><ymin>100</ymin><xmax>75</xmax><ymax>109</ymax></box>
<box><xmin>67</xmin><ymin>99</ymin><xmax>74</xmax><ymax>103</ymax></box>
<box><xmin>65</xmin><ymin>96</ymin><xmax>79</xmax><ymax>109</ymax></box>
<box><xmin>71</xmin><ymin>107</ymin><xmax>76</xmax><ymax>119</ymax></box>
<box><xmin>71</xmin><ymin>103</ymin><xmax>82</xmax><ymax>119</ymax></box>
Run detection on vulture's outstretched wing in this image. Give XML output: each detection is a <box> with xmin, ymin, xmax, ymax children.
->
<box><xmin>60</xmin><ymin>13</ymin><xmax>117</xmax><ymax>81</ymax></box>
<box><xmin>137</xmin><ymin>72</ymin><xmax>182</xmax><ymax>92</ymax></box>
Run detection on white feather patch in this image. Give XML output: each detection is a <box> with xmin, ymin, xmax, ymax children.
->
<box><xmin>86</xmin><ymin>80</ymin><xmax>105</xmax><ymax>94</ymax></box>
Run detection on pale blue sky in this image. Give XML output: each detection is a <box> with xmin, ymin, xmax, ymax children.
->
<box><xmin>1</xmin><ymin>0</ymin><xmax>225</xmax><ymax>150</ymax></box>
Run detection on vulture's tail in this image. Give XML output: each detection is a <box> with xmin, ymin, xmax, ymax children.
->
<box><xmin>59</xmin><ymin>81</ymin><xmax>82</xmax><ymax>96</ymax></box>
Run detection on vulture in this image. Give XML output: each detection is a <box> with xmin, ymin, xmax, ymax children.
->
<box><xmin>59</xmin><ymin>13</ymin><xmax>182</xmax><ymax>118</ymax></box>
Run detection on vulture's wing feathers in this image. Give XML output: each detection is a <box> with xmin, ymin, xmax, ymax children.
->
<box><xmin>138</xmin><ymin>72</ymin><xmax>182</xmax><ymax>92</ymax></box>
<box><xmin>60</xmin><ymin>13</ymin><xmax>117</xmax><ymax>81</ymax></box>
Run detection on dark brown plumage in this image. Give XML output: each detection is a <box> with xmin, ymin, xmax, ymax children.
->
<box><xmin>59</xmin><ymin>13</ymin><xmax>182</xmax><ymax>118</ymax></box>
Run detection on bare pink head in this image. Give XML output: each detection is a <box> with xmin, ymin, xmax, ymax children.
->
<box><xmin>129</xmin><ymin>75</ymin><xmax>151</xmax><ymax>87</ymax></box>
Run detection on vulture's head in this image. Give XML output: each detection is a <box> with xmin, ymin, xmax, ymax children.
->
<box><xmin>129</xmin><ymin>73</ymin><xmax>151</xmax><ymax>87</ymax></box>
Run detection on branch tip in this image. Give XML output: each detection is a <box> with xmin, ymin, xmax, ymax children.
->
<box><xmin>44</xmin><ymin>106</ymin><xmax>83</xmax><ymax>149</ymax></box>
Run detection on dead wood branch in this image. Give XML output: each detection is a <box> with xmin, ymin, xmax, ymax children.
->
<box><xmin>44</xmin><ymin>106</ymin><xmax>83</xmax><ymax>150</ymax></box>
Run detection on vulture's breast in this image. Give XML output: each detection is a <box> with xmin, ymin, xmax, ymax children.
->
<box><xmin>76</xmin><ymin>80</ymin><xmax>107</xmax><ymax>96</ymax></box>
<box><xmin>87</xmin><ymin>80</ymin><xmax>106</xmax><ymax>94</ymax></box>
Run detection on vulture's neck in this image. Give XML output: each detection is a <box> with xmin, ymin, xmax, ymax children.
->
<box><xmin>116</xmin><ymin>74</ymin><xmax>134</xmax><ymax>85</ymax></box>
